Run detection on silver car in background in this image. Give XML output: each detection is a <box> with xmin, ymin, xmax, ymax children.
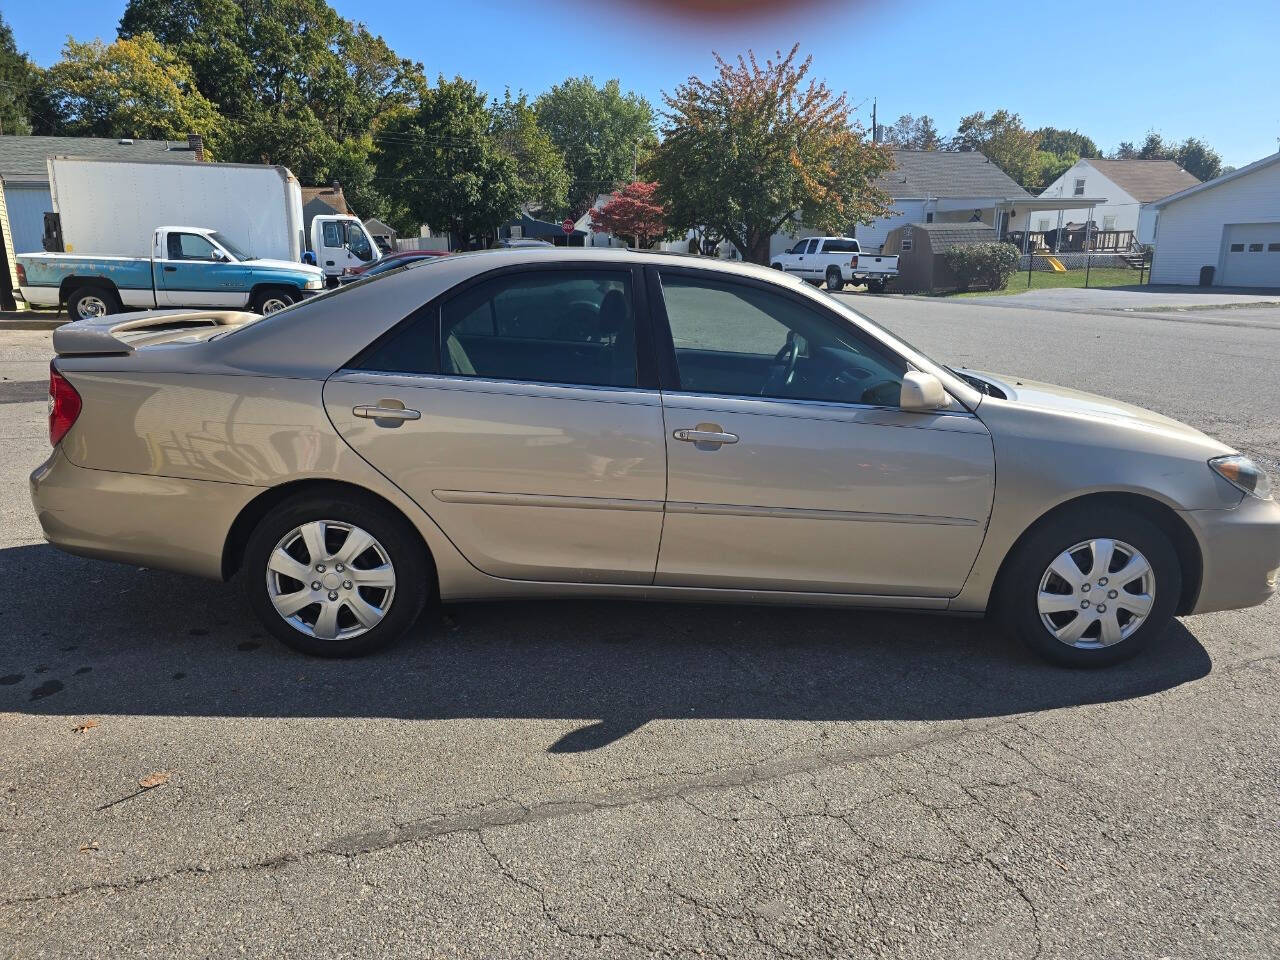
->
<box><xmin>30</xmin><ymin>250</ymin><xmax>1280</xmax><ymax>665</ymax></box>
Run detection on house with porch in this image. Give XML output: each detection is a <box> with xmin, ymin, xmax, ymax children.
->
<box><xmin>1038</xmin><ymin>159</ymin><xmax>1200</xmax><ymax>247</ymax></box>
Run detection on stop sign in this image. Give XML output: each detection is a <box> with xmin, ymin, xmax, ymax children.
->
<box><xmin>562</xmin><ymin>218</ymin><xmax>575</xmax><ymax>235</ymax></box>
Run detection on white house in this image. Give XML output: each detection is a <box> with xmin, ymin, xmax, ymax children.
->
<box><xmin>1038</xmin><ymin>159</ymin><xmax>1200</xmax><ymax>245</ymax></box>
<box><xmin>1149</xmin><ymin>152</ymin><xmax>1280</xmax><ymax>288</ymax></box>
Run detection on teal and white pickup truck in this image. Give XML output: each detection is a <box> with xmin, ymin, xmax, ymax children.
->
<box><xmin>17</xmin><ymin>226</ymin><xmax>326</xmax><ymax>319</ymax></box>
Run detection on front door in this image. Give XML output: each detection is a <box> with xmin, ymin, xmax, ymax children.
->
<box><xmin>324</xmin><ymin>265</ymin><xmax>667</xmax><ymax>584</ymax></box>
<box><xmin>650</xmin><ymin>267</ymin><xmax>995</xmax><ymax>597</ymax></box>
<box><xmin>157</xmin><ymin>231</ymin><xmax>244</xmax><ymax>307</ymax></box>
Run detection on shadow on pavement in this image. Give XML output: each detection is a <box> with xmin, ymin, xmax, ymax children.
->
<box><xmin>0</xmin><ymin>544</ymin><xmax>1212</xmax><ymax>751</ymax></box>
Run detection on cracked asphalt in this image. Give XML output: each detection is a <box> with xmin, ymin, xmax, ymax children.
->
<box><xmin>2</xmin><ymin>295</ymin><xmax>1279</xmax><ymax>959</ymax></box>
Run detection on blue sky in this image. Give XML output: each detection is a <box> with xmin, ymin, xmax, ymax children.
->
<box><xmin>8</xmin><ymin>0</ymin><xmax>1277</xmax><ymax>168</ymax></box>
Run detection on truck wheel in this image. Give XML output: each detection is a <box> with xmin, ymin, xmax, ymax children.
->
<box><xmin>67</xmin><ymin>286</ymin><xmax>120</xmax><ymax>320</ymax></box>
<box><xmin>825</xmin><ymin>267</ymin><xmax>844</xmax><ymax>291</ymax></box>
<box><xmin>252</xmin><ymin>288</ymin><xmax>296</xmax><ymax>315</ymax></box>
<box><xmin>770</xmin><ymin>262</ymin><xmax>783</xmax><ymax>270</ymax></box>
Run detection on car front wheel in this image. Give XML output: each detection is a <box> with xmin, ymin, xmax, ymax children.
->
<box><xmin>998</xmin><ymin>506</ymin><xmax>1181</xmax><ymax>667</ymax></box>
<box><xmin>243</xmin><ymin>493</ymin><xmax>429</xmax><ymax>657</ymax></box>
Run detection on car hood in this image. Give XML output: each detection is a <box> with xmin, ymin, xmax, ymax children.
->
<box><xmin>961</xmin><ymin>369</ymin><xmax>1231</xmax><ymax>449</ymax></box>
<box><xmin>241</xmin><ymin>257</ymin><xmax>323</xmax><ymax>278</ymax></box>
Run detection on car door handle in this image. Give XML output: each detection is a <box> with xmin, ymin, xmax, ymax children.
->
<box><xmin>353</xmin><ymin>404</ymin><xmax>421</xmax><ymax>421</ymax></box>
<box><xmin>163</xmin><ymin>266</ymin><xmax>177</xmax><ymax>272</ymax></box>
<box><xmin>673</xmin><ymin>427</ymin><xmax>738</xmax><ymax>445</ymax></box>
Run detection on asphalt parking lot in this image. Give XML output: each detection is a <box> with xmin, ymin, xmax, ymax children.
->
<box><xmin>2</xmin><ymin>295</ymin><xmax>1278</xmax><ymax>959</ymax></box>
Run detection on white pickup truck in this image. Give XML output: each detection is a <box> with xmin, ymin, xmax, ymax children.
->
<box><xmin>771</xmin><ymin>237</ymin><xmax>898</xmax><ymax>293</ymax></box>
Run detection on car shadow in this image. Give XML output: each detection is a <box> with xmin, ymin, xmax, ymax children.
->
<box><xmin>0</xmin><ymin>544</ymin><xmax>1212</xmax><ymax>751</ymax></box>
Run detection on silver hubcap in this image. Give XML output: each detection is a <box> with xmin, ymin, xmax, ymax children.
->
<box><xmin>260</xmin><ymin>297</ymin><xmax>289</xmax><ymax>314</ymax></box>
<box><xmin>266</xmin><ymin>520</ymin><xmax>395</xmax><ymax>641</ymax></box>
<box><xmin>1037</xmin><ymin>538</ymin><xmax>1155</xmax><ymax>648</ymax></box>
<box><xmin>77</xmin><ymin>296</ymin><xmax>107</xmax><ymax>318</ymax></box>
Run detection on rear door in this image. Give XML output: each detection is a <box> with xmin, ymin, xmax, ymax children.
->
<box><xmin>323</xmin><ymin>264</ymin><xmax>668</xmax><ymax>584</ymax></box>
<box><xmin>648</xmin><ymin>266</ymin><xmax>994</xmax><ymax>598</ymax></box>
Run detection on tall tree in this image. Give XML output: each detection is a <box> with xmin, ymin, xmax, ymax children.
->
<box><xmin>118</xmin><ymin>0</ymin><xmax>426</xmax><ymax>220</ymax></box>
<box><xmin>491</xmin><ymin>90</ymin><xmax>570</xmax><ymax>213</ymax></box>
<box><xmin>877</xmin><ymin>113</ymin><xmax>944</xmax><ymax>150</ymax></box>
<box><xmin>1109</xmin><ymin>130</ymin><xmax>1223</xmax><ymax>181</ymax></box>
<box><xmin>375</xmin><ymin>76</ymin><xmax>523</xmax><ymax>245</ymax></box>
<box><xmin>1035</xmin><ymin>127</ymin><xmax>1098</xmax><ymax>159</ymax></box>
<box><xmin>37</xmin><ymin>34</ymin><xmax>224</xmax><ymax>147</ymax></box>
<box><xmin>0</xmin><ymin>12</ymin><xmax>35</xmax><ymax>135</ymax></box>
<box><xmin>648</xmin><ymin>45</ymin><xmax>893</xmax><ymax>265</ymax></box>
<box><xmin>953</xmin><ymin>109</ymin><xmax>1040</xmax><ymax>186</ymax></box>
<box><xmin>534</xmin><ymin>77</ymin><xmax>656</xmax><ymax>216</ymax></box>
<box><xmin>590</xmin><ymin>181</ymin><xmax>668</xmax><ymax>248</ymax></box>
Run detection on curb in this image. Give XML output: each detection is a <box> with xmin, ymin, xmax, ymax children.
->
<box><xmin>0</xmin><ymin>319</ymin><xmax>65</xmax><ymax>331</ymax></box>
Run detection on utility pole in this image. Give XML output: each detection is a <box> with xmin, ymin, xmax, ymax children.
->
<box><xmin>633</xmin><ymin>140</ymin><xmax>639</xmax><ymax>180</ymax></box>
<box><xmin>871</xmin><ymin>98</ymin><xmax>877</xmax><ymax>143</ymax></box>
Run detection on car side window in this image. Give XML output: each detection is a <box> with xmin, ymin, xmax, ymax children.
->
<box><xmin>439</xmin><ymin>271</ymin><xmax>637</xmax><ymax>388</ymax></box>
<box><xmin>321</xmin><ymin>222</ymin><xmax>343</xmax><ymax>248</ymax></box>
<box><xmin>788</xmin><ymin>240</ymin><xmax>808</xmax><ymax>255</ymax></box>
<box><xmin>804</xmin><ymin>238</ymin><xmax>820</xmax><ymax>254</ymax></box>
<box><xmin>658</xmin><ymin>273</ymin><xmax>906</xmax><ymax>407</ymax></box>
<box><xmin>169</xmin><ymin>232</ymin><xmax>218</xmax><ymax>261</ymax></box>
<box><xmin>352</xmin><ymin>305</ymin><xmax>441</xmax><ymax>376</ymax></box>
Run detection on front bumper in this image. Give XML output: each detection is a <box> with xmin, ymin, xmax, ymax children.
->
<box><xmin>1182</xmin><ymin>493</ymin><xmax>1280</xmax><ymax>614</ymax></box>
<box><xmin>30</xmin><ymin>448</ymin><xmax>261</xmax><ymax>581</ymax></box>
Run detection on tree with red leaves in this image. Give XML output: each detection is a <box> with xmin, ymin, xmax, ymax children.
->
<box><xmin>590</xmin><ymin>180</ymin><xmax>668</xmax><ymax>249</ymax></box>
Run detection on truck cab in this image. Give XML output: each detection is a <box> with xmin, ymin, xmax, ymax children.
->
<box><xmin>309</xmin><ymin>215</ymin><xmax>381</xmax><ymax>279</ymax></box>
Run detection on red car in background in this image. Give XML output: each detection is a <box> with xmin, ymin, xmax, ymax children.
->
<box><xmin>342</xmin><ymin>248</ymin><xmax>449</xmax><ymax>279</ymax></box>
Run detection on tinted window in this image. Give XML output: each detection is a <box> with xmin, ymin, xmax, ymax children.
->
<box><xmin>1229</xmin><ymin>243</ymin><xmax>1245</xmax><ymax>252</ymax></box>
<box><xmin>804</xmin><ymin>239</ymin><xmax>820</xmax><ymax>254</ymax></box>
<box><xmin>440</xmin><ymin>271</ymin><xmax>636</xmax><ymax>388</ymax></box>
<box><xmin>659</xmin><ymin>273</ymin><xmax>906</xmax><ymax>406</ymax></box>
<box><xmin>789</xmin><ymin>240</ymin><xmax>808</xmax><ymax>255</ymax></box>
<box><xmin>354</xmin><ymin>305</ymin><xmax>440</xmax><ymax>375</ymax></box>
<box><xmin>823</xmin><ymin>239</ymin><xmax>859</xmax><ymax>253</ymax></box>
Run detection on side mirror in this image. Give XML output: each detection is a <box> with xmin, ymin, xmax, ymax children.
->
<box><xmin>899</xmin><ymin>371</ymin><xmax>946</xmax><ymax>412</ymax></box>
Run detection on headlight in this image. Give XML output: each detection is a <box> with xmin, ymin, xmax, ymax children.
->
<box><xmin>1209</xmin><ymin>455</ymin><xmax>1273</xmax><ymax>500</ymax></box>
<box><xmin>305</xmin><ymin>277</ymin><xmax>324</xmax><ymax>291</ymax></box>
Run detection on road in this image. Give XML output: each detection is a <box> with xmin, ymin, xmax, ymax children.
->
<box><xmin>2</xmin><ymin>296</ymin><xmax>1278</xmax><ymax>959</ymax></box>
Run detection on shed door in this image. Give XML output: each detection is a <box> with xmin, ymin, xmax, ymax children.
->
<box><xmin>1221</xmin><ymin>223</ymin><xmax>1280</xmax><ymax>287</ymax></box>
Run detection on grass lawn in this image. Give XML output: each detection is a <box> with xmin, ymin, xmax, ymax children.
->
<box><xmin>942</xmin><ymin>267</ymin><xmax>1145</xmax><ymax>298</ymax></box>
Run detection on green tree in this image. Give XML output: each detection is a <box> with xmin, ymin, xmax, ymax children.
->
<box><xmin>375</xmin><ymin>76</ymin><xmax>523</xmax><ymax>245</ymax></box>
<box><xmin>118</xmin><ymin>0</ymin><xmax>426</xmax><ymax>221</ymax></box>
<box><xmin>491</xmin><ymin>90</ymin><xmax>570</xmax><ymax>213</ymax></box>
<box><xmin>38</xmin><ymin>34</ymin><xmax>224</xmax><ymax>148</ymax></box>
<box><xmin>1035</xmin><ymin>127</ymin><xmax>1098</xmax><ymax>159</ymax></box>
<box><xmin>0</xmin><ymin>13</ymin><xmax>37</xmax><ymax>135</ymax></box>
<box><xmin>1110</xmin><ymin>130</ymin><xmax>1222</xmax><ymax>181</ymax></box>
<box><xmin>648</xmin><ymin>45</ymin><xmax>893</xmax><ymax>265</ymax></box>
<box><xmin>534</xmin><ymin>77</ymin><xmax>656</xmax><ymax>216</ymax></box>
<box><xmin>877</xmin><ymin>113</ymin><xmax>944</xmax><ymax>150</ymax></box>
<box><xmin>1029</xmin><ymin>150</ymin><xmax>1079</xmax><ymax>191</ymax></box>
<box><xmin>953</xmin><ymin>110</ymin><xmax>1041</xmax><ymax>187</ymax></box>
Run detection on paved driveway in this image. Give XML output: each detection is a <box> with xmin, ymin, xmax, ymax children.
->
<box><xmin>2</xmin><ymin>301</ymin><xmax>1278</xmax><ymax>959</ymax></box>
<box><xmin>950</xmin><ymin>284</ymin><xmax>1280</xmax><ymax>314</ymax></box>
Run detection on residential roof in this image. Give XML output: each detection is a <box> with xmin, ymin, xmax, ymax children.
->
<box><xmin>301</xmin><ymin>185</ymin><xmax>348</xmax><ymax>216</ymax></box>
<box><xmin>910</xmin><ymin>221</ymin><xmax>998</xmax><ymax>251</ymax></box>
<box><xmin>875</xmin><ymin>149</ymin><xmax>1033</xmax><ymax>201</ymax></box>
<box><xmin>1151</xmin><ymin>151</ymin><xmax>1280</xmax><ymax>208</ymax></box>
<box><xmin>0</xmin><ymin>135</ymin><xmax>196</xmax><ymax>181</ymax></box>
<box><xmin>1083</xmin><ymin>159</ymin><xmax>1200</xmax><ymax>203</ymax></box>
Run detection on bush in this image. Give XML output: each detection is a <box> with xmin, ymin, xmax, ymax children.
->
<box><xmin>943</xmin><ymin>242</ymin><xmax>1020</xmax><ymax>291</ymax></box>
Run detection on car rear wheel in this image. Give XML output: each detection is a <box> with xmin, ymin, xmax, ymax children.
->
<box><xmin>997</xmin><ymin>506</ymin><xmax>1181</xmax><ymax>667</ymax></box>
<box><xmin>252</xmin><ymin>288</ymin><xmax>296</xmax><ymax>314</ymax></box>
<box><xmin>68</xmin><ymin>285</ymin><xmax>120</xmax><ymax>320</ymax></box>
<box><xmin>825</xmin><ymin>267</ymin><xmax>844</xmax><ymax>291</ymax></box>
<box><xmin>243</xmin><ymin>493</ymin><xmax>429</xmax><ymax>657</ymax></box>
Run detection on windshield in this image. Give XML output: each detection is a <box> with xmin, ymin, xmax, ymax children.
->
<box><xmin>209</xmin><ymin>232</ymin><xmax>253</xmax><ymax>261</ymax></box>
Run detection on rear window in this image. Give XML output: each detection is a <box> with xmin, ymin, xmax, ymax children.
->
<box><xmin>822</xmin><ymin>239</ymin><xmax>859</xmax><ymax>253</ymax></box>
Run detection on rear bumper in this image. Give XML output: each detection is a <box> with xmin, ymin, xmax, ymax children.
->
<box><xmin>1183</xmin><ymin>495</ymin><xmax>1280</xmax><ymax>614</ymax></box>
<box><xmin>29</xmin><ymin>448</ymin><xmax>260</xmax><ymax>580</ymax></box>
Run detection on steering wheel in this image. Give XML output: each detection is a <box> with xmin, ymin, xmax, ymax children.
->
<box><xmin>763</xmin><ymin>335</ymin><xmax>801</xmax><ymax>395</ymax></box>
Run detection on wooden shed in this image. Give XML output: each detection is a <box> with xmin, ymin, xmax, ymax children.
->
<box><xmin>881</xmin><ymin>222</ymin><xmax>999</xmax><ymax>293</ymax></box>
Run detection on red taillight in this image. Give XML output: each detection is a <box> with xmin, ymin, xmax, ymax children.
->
<box><xmin>850</xmin><ymin>255</ymin><xmax>859</xmax><ymax>269</ymax></box>
<box><xmin>15</xmin><ymin>263</ymin><xmax>26</xmax><ymax>285</ymax></box>
<box><xmin>48</xmin><ymin>364</ymin><xmax>82</xmax><ymax>447</ymax></box>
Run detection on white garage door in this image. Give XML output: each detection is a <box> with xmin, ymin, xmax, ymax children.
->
<box><xmin>1221</xmin><ymin>223</ymin><xmax>1280</xmax><ymax>287</ymax></box>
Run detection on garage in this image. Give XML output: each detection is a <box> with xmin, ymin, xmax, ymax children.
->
<box><xmin>1149</xmin><ymin>152</ymin><xmax>1280</xmax><ymax>289</ymax></box>
<box><xmin>1221</xmin><ymin>223</ymin><xmax>1280</xmax><ymax>286</ymax></box>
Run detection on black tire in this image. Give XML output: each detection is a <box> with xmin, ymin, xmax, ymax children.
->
<box><xmin>770</xmin><ymin>262</ymin><xmax>783</xmax><ymax>270</ymax></box>
<box><xmin>67</xmin><ymin>285</ymin><xmax>121</xmax><ymax>320</ymax></box>
<box><xmin>825</xmin><ymin>267</ymin><xmax>844</xmax><ymax>291</ymax></box>
<box><xmin>997</xmin><ymin>505</ymin><xmax>1181</xmax><ymax>667</ymax></box>
<box><xmin>251</xmin><ymin>287</ymin><xmax>297</xmax><ymax>314</ymax></box>
<box><xmin>243</xmin><ymin>492</ymin><xmax>430</xmax><ymax>657</ymax></box>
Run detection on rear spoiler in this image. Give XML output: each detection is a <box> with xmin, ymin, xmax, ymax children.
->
<box><xmin>52</xmin><ymin>309</ymin><xmax>258</xmax><ymax>356</ymax></box>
